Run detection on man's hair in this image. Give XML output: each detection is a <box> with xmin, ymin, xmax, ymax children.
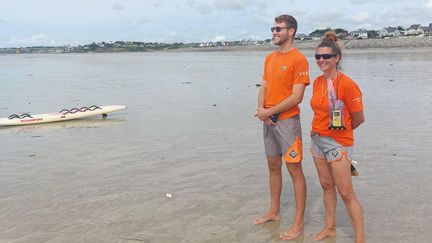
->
<box><xmin>275</xmin><ymin>15</ymin><xmax>298</xmax><ymax>37</ymax></box>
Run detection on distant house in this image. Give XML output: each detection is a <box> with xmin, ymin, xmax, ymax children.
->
<box><xmin>421</xmin><ymin>23</ymin><xmax>432</xmax><ymax>37</ymax></box>
<box><xmin>379</xmin><ymin>27</ymin><xmax>401</xmax><ymax>38</ymax></box>
<box><xmin>199</xmin><ymin>42</ymin><xmax>215</xmax><ymax>47</ymax></box>
<box><xmin>405</xmin><ymin>24</ymin><xmax>424</xmax><ymax>36</ymax></box>
<box><xmin>350</xmin><ymin>29</ymin><xmax>368</xmax><ymax>39</ymax></box>
<box><xmin>214</xmin><ymin>41</ymin><xmax>225</xmax><ymax>47</ymax></box>
<box><xmin>309</xmin><ymin>33</ymin><xmax>322</xmax><ymax>40</ymax></box>
<box><xmin>295</xmin><ymin>33</ymin><xmax>312</xmax><ymax>40</ymax></box>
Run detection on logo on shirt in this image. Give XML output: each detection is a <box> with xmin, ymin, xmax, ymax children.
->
<box><xmin>299</xmin><ymin>71</ymin><xmax>308</xmax><ymax>76</ymax></box>
<box><xmin>352</xmin><ymin>97</ymin><xmax>361</xmax><ymax>102</ymax></box>
<box><xmin>281</xmin><ymin>65</ymin><xmax>287</xmax><ymax>71</ymax></box>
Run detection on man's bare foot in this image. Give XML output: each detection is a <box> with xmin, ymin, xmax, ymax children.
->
<box><xmin>279</xmin><ymin>227</ymin><xmax>303</xmax><ymax>241</ymax></box>
<box><xmin>313</xmin><ymin>226</ymin><xmax>336</xmax><ymax>241</ymax></box>
<box><xmin>253</xmin><ymin>212</ymin><xmax>280</xmax><ymax>224</ymax></box>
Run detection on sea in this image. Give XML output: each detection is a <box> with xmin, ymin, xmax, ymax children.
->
<box><xmin>0</xmin><ymin>49</ymin><xmax>431</xmax><ymax>242</ymax></box>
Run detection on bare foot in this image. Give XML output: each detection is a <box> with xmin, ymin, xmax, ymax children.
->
<box><xmin>253</xmin><ymin>212</ymin><xmax>280</xmax><ymax>224</ymax></box>
<box><xmin>280</xmin><ymin>227</ymin><xmax>303</xmax><ymax>241</ymax></box>
<box><xmin>313</xmin><ymin>226</ymin><xmax>336</xmax><ymax>241</ymax></box>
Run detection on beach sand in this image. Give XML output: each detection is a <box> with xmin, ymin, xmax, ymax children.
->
<box><xmin>0</xmin><ymin>49</ymin><xmax>431</xmax><ymax>242</ymax></box>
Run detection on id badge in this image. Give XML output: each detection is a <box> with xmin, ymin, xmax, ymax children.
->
<box><xmin>330</xmin><ymin>109</ymin><xmax>345</xmax><ymax>129</ymax></box>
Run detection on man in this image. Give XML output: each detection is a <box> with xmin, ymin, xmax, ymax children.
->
<box><xmin>254</xmin><ymin>15</ymin><xmax>310</xmax><ymax>241</ymax></box>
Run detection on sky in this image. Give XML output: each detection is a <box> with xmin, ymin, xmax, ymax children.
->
<box><xmin>0</xmin><ymin>0</ymin><xmax>431</xmax><ymax>47</ymax></box>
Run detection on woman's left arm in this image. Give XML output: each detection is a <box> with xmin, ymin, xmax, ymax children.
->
<box><xmin>351</xmin><ymin>111</ymin><xmax>365</xmax><ymax>129</ymax></box>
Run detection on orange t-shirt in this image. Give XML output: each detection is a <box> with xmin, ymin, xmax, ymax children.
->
<box><xmin>263</xmin><ymin>48</ymin><xmax>310</xmax><ymax>120</ymax></box>
<box><xmin>310</xmin><ymin>72</ymin><xmax>363</xmax><ymax>146</ymax></box>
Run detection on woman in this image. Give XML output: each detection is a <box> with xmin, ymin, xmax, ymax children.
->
<box><xmin>310</xmin><ymin>32</ymin><xmax>365</xmax><ymax>243</ymax></box>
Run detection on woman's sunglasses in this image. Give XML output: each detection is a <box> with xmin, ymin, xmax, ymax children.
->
<box><xmin>315</xmin><ymin>54</ymin><xmax>337</xmax><ymax>60</ymax></box>
<box><xmin>270</xmin><ymin>26</ymin><xmax>291</xmax><ymax>33</ymax></box>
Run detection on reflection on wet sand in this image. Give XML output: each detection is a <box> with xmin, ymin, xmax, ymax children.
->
<box><xmin>0</xmin><ymin>117</ymin><xmax>127</xmax><ymax>133</ymax></box>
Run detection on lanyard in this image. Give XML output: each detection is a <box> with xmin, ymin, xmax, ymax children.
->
<box><xmin>327</xmin><ymin>77</ymin><xmax>337</xmax><ymax>110</ymax></box>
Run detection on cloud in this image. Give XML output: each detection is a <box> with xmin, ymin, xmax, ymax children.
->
<box><xmin>255</xmin><ymin>1</ymin><xmax>268</xmax><ymax>11</ymax></box>
<box><xmin>350</xmin><ymin>0</ymin><xmax>375</xmax><ymax>3</ymax></box>
<box><xmin>379</xmin><ymin>6</ymin><xmax>432</xmax><ymax>27</ymax></box>
<box><xmin>9</xmin><ymin>34</ymin><xmax>54</xmax><ymax>46</ymax></box>
<box><xmin>213</xmin><ymin>35</ymin><xmax>226</xmax><ymax>41</ymax></box>
<box><xmin>153</xmin><ymin>0</ymin><xmax>165</xmax><ymax>8</ymax></box>
<box><xmin>1</xmin><ymin>0</ymin><xmax>431</xmax><ymax>47</ymax></box>
<box><xmin>31</xmin><ymin>34</ymin><xmax>48</xmax><ymax>43</ymax></box>
<box><xmin>350</xmin><ymin>0</ymin><xmax>407</xmax><ymax>3</ymax></box>
<box><xmin>112</xmin><ymin>3</ymin><xmax>125</xmax><ymax>10</ymax></box>
<box><xmin>9</xmin><ymin>37</ymin><xmax>29</xmax><ymax>45</ymax></box>
<box><xmin>195</xmin><ymin>3</ymin><xmax>213</xmax><ymax>15</ymax></box>
<box><xmin>187</xmin><ymin>0</ymin><xmax>213</xmax><ymax>15</ymax></box>
<box><xmin>213</xmin><ymin>0</ymin><xmax>249</xmax><ymax>10</ymax></box>
<box><xmin>137</xmin><ymin>19</ymin><xmax>150</xmax><ymax>24</ymax></box>
<box><xmin>307</xmin><ymin>11</ymin><xmax>345</xmax><ymax>24</ymax></box>
<box><xmin>349</xmin><ymin>12</ymin><xmax>371</xmax><ymax>23</ymax></box>
<box><xmin>246</xmin><ymin>34</ymin><xmax>262</xmax><ymax>40</ymax></box>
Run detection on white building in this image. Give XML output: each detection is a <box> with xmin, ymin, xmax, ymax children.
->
<box><xmin>405</xmin><ymin>24</ymin><xmax>424</xmax><ymax>36</ymax></box>
<box><xmin>421</xmin><ymin>23</ymin><xmax>432</xmax><ymax>37</ymax></box>
<box><xmin>379</xmin><ymin>27</ymin><xmax>401</xmax><ymax>38</ymax></box>
<box><xmin>350</xmin><ymin>29</ymin><xmax>368</xmax><ymax>39</ymax></box>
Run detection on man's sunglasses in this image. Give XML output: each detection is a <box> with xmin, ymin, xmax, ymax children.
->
<box><xmin>315</xmin><ymin>54</ymin><xmax>337</xmax><ymax>60</ymax></box>
<box><xmin>270</xmin><ymin>26</ymin><xmax>291</xmax><ymax>33</ymax></box>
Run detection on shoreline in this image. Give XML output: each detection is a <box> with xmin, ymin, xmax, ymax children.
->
<box><xmin>2</xmin><ymin>37</ymin><xmax>432</xmax><ymax>55</ymax></box>
<box><xmin>164</xmin><ymin>36</ymin><xmax>432</xmax><ymax>53</ymax></box>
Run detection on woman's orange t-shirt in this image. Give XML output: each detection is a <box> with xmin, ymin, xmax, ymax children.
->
<box><xmin>263</xmin><ymin>48</ymin><xmax>310</xmax><ymax>120</ymax></box>
<box><xmin>310</xmin><ymin>72</ymin><xmax>363</xmax><ymax>146</ymax></box>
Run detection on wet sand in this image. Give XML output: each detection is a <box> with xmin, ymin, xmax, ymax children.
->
<box><xmin>0</xmin><ymin>49</ymin><xmax>431</xmax><ymax>242</ymax></box>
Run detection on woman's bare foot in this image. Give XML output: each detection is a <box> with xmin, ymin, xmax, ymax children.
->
<box><xmin>313</xmin><ymin>226</ymin><xmax>336</xmax><ymax>241</ymax></box>
<box><xmin>279</xmin><ymin>227</ymin><xmax>303</xmax><ymax>240</ymax></box>
<box><xmin>253</xmin><ymin>212</ymin><xmax>280</xmax><ymax>224</ymax></box>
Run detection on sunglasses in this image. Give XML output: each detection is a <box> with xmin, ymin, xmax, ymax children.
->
<box><xmin>270</xmin><ymin>26</ymin><xmax>291</xmax><ymax>33</ymax></box>
<box><xmin>315</xmin><ymin>54</ymin><xmax>337</xmax><ymax>60</ymax></box>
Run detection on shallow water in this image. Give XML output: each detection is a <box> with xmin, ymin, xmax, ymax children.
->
<box><xmin>0</xmin><ymin>49</ymin><xmax>431</xmax><ymax>242</ymax></box>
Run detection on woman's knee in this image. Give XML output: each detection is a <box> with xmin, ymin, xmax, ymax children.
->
<box><xmin>338</xmin><ymin>187</ymin><xmax>356</xmax><ymax>203</ymax></box>
<box><xmin>319</xmin><ymin>179</ymin><xmax>335</xmax><ymax>192</ymax></box>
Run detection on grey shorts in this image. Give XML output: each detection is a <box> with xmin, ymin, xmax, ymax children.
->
<box><xmin>263</xmin><ymin>115</ymin><xmax>303</xmax><ymax>163</ymax></box>
<box><xmin>310</xmin><ymin>133</ymin><xmax>353</xmax><ymax>162</ymax></box>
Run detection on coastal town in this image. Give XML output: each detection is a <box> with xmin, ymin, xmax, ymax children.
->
<box><xmin>1</xmin><ymin>23</ymin><xmax>431</xmax><ymax>54</ymax></box>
